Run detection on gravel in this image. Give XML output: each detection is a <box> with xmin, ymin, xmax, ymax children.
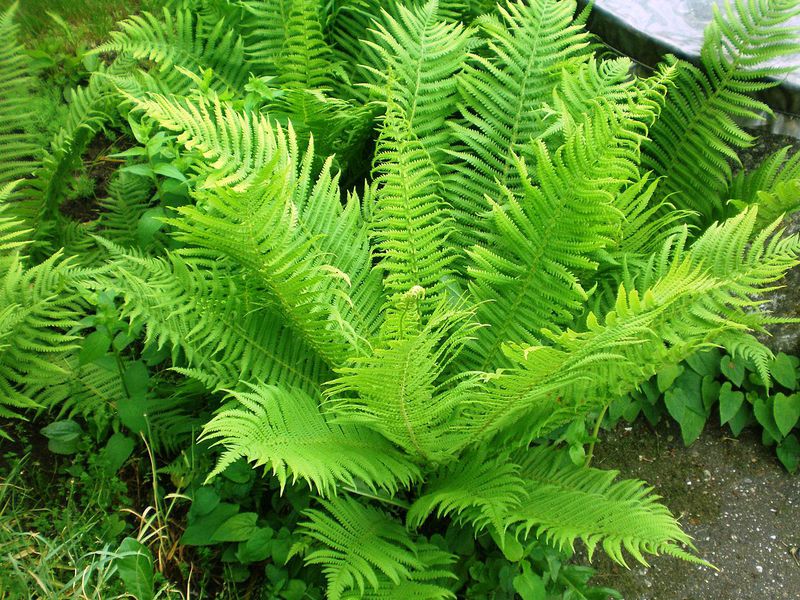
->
<box><xmin>586</xmin><ymin>420</ymin><xmax>800</xmax><ymax>600</ymax></box>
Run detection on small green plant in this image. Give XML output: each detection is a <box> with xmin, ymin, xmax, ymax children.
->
<box><xmin>607</xmin><ymin>349</ymin><xmax>800</xmax><ymax>472</ymax></box>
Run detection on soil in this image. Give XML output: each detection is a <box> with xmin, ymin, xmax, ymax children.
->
<box><xmin>59</xmin><ymin>133</ymin><xmax>120</xmax><ymax>223</ymax></box>
<box><xmin>586</xmin><ymin>419</ymin><xmax>800</xmax><ymax>600</ymax></box>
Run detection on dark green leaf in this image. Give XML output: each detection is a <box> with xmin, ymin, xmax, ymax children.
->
<box><xmin>665</xmin><ymin>388</ymin><xmax>706</xmax><ymax>445</ymax></box>
<box><xmin>101</xmin><ymin>433</ymin><xmax>135</xmax><ymax>475</ymax></box>
<box><xmin>181</xmin><ymin>503</ymin><xmax>240</xmax><ymax>546</ymax></box>
<box><xmin>777</xmin><ymin>434</ymin><xmax>800</xmax><ymax>473</ymax></box>
<box><xmin>753</xmin><ymin>398</ymin><xmax>783</xmax><ymax>443</ymax></box>
<box><xmin>719</xmin><ymin>383</ymin><xmax>744</xmax><ymax>425</ymax></box>
<box><xmin>771</xmin><ymin>353</ymin><xmax>798</xmax><ymax>390</ymax></box>
<box><xmin>513</xmin><ymin>563</ymin><xmax>546</xmax><ymax>600</ymax></box>
<box><xmin>657</xmin><ymin>365</ymin><xmax>684</xmax><ymax>393</ymax></box>
<box><xmin>115</xmin><ymin>537</ymin><xmax>154</xmax><ymax>600</ymax></box>
<box><xmin>40</xmin><ymin>420</ymin><xmax>83</xmax><ymax>455</ymax></box>
<box><xmin>236</xmin><ymin>527</ymin><xmax>274</xmax><ymax>563</ymax></box>
<box><xmin>720</xmin><ymin>355</ymin><xmax>745</xmax><ymax>387</ymax></box>
<box><xmin>686</xmin><ymin>349</ymin><xmax>721</xmax><ymax>377</ymax></box>
<box><xmin>79</xmin><ymin>331</ymin><xmax>111</xmax><ymax>365</ymax></box>
<box><xmin>211</xmin><ymin>512</ymin><xmax>259</xmax><ymax>543</ymax></box>
<box><xmin>773</xmin><ymin>393</ymin><xmax>800</xmax><ymax>437</ymax></box>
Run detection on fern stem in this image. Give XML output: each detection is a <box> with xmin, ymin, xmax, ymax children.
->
<box><xmin>341</xmin><ymin>485</ymin><xmax>411</xmax><ymax>510</ymax></box>
<box><xmin>584</xmin><ymin>402</ymin><xmax>609</xmax><ymax>468</ymax></box>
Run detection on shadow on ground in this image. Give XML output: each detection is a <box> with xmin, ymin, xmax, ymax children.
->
<box><xmin>586</xmin><ymin>420</ymin><xmax>800</xmax><ymax>600</ymax></box>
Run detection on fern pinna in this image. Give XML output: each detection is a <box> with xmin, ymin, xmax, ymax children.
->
<box><xmin>2</xmin><ymin>0</ymin><xmax>800</xmax><ymax>597</ymax></box>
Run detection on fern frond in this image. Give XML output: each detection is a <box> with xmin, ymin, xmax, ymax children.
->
<box><xmin>554</xmin><ymin>57</ymin><xmax>636</xmax><ymax>122</ymax></box>
<box><xmin>127</xmin><ymin>91</ymin><xmax>289</xmax><ymax>190</ymax></box>
<box><xmin>300</xmin><ymin>497</ymin><xmax>454</xmax><ymax>600</ymax></box>
<box><xmin>94</xmin><ymin>9</ymin><xmax>248</xmax><ymax>93</ymax></box>
<box><xmin>200</xmin><ymin>383</ymin><xmax>419</xmax><ymax>495</ymax></box>
<box><xmin>407</xmin><ymin>449</ymin><xmax>525</xmax><ymax>535</ymax></box>
<box><xmin>464</xmin><ymin>208</ymin><xmax>800</xmax><ymax>445</ymax></box>
<box><xmin>240</xmin><ymin>0</ymin><xmax>335</xmax><ymax>89</ymax></box>
<box><xmin>171</xmin><ymin>161</ymin><xmax>369</xmax><ymax>366</ymax></box>
<box><xmin>340</xmin><ymin>543</ymin><xmax>457</xmax><ymax>600</ymax></box>
<box><xmin>510</xmin><ymin>445</ymin><xmax>701</xmax><ymax>567</ymax></box>
<box><xmin>95</xmin><ymin>173</ymin><xmax>160</xmax><ymax>252</ymax></box>
<box><xmin>462</xmin><ymin>95</ymin><xmax>659</xmax><ymax>371</ymax></box>
<box><xmin>367</xmin><ymin>2</ymin><xmax>470</xmax><ymax>309</ymax></box>
<box><xmin>446</xmin><ymin>0</ymin><xmax>591</xmax><ymax>245</ymax></box>
<box><xmin>0</xmin><ymin>182</ymin><xmax>31</xmax><ymax>260</ymax></box>
<box><xmin>366</xmin><ymin>1</ymin><xmax>470</xmax><ymax>165</ymax></box>
<box><xmin>0</xmin><ymin>3</ymin><xmax>41</xmax><ymax>194</ymax></box>
<box><xmin>0</xmin><ymin>253</ymin><xmax>82</xmax><ymax>429</ymax></box>
<box><xmin>95</xmin><ymin>245</ymin><xmax>328</xmax><ymax>395</ymax></box>
<box><xmin>727</xmin><ymin>146</ymin><xmax>800</xmax><ymax>229</ymax></box>
<box><xmin>327</xmin><ymin>293</ymin><xmax>481</xmax><ymax>462</ymax></box>
<box><xmin>23</xmin><ymin>59</ymin><xmax>136</xmax><ymax>254</ymax></box>
<box><xmin>643</xmin><ymin>0</ymin><xmax>800</xmax><ymax>221</ymax></box>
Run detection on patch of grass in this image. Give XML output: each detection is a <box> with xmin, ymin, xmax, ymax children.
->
<box><xmin>0</xmin><ymin>0</ymin><xmax>164</xmax><ymax>46</ymax></box>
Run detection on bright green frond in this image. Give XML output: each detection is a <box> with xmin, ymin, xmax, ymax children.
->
<box><xmin>300</xmin><ymin>497</ymin><xmax>453</xmax><ymax>600</ymax></box>
<box><xmin>170</xmin><ymin>160</ymin><xmax>370</xmax><ymax>366</ymax></box>
<box><xmin>643</xmin><ymin>0</ymin><xmax>800</xmax><ymax>222</ymax></box>
<box><xmin>462</xmin><ymin>96</ymin><xmax>657</xmax><ymax>371</ymax></box>
<box><xmin>240</xmin><ymin>0</ymin><xmax>335</xmax><ymax>89</ymax></box>
<box><xmin>371</xmin><ymin>112</ymin><xmax>457</xmax><ymax>310</ymax></box>
<box><xmin>95</xmin><ymin>246</ymin><xmax>328</xmax><ymax>394</ymax></box>
<box><xmin>127</xmin><ymin>91</ymin><xmax>286</xmax><ymax>190</ymax></box>
<box><xmin>368</xmin><ymin>2</ymin><xmax>470</xmax><ymax>309</ymax></box>
<box><xmin>94</xmin><ymin>8</ymin><xmax>248</xmax><ymax>92</ymax></box>
<box><xmin>464</xmin><ymin>208</ymin><xmax>800</xmax><ymax>445</ymax></box>
<box><xmin>446</xmin><ymin>0</ymin><xmax>592</xmax><ymax>246</ymax></box>
<box><xmin>200</xmin><ymin>383</ymin><xmax>419</xmax><ymax>495</ymax></box>
<box><xmin>0</xmin><ymin>3</ymin><xmax>40</xmax><ymax>194</ymax></box>
<box><xmin>0</xmin><ymin>253</ymin><xmax>82</xmax><ymax>432</ymax></box>
<box><xmin>510</xmin><ymin>445</ymin><xmax>701</xmax><ymax>567</ymax></box>
<box><xmin>95</xmin><ymin>173</ymin><xmax>161</xmax><ymax>253</ymax></box>
<box><xmin>0</xmin><ymin>182</ymin><xmax>30</xmax><ymax>261</ymax></box>
<box><xmin>407</xmin><ymin>449</ymin><xmax>525</xmax><ymax>534</ymax></box>
<box><xmin>327</xmin><ymin>293</ymin><xmax>481</xmax><ymax>461</ymax></box>
<box><xmin>340</xmin><ymin>543</ymin><xmax>457</xmax><ymax>600</ymax></box>
<box><xmin>727</xmin><ymin>146</ymin><xmax>800</xmax><ymax>229</ymax></box>
<box><xmin>366</xmin><ymin>1</ymin><xmax>470</xmax><ymax>165</ymax></box>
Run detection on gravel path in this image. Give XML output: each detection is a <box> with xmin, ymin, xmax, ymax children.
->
<box><xmin>587</xmin><ymin>420</ymin><xmax>800</xmax><ymax>600</ymax></box>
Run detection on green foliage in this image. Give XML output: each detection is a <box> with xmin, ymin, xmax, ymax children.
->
<box><xmin>200</xmin><ymin>383</ymin><xmax>419</xmax><ymax>494</ymax></box>
<box><xmin>643</xmin><ymin>0</ymin><xmax>800</xmax><ymax>222</ymax></box>
<box><xmin>2</xmin><ymin>0</ymin><xmax>800</xmax><ymax>597</ymax></box>
<box><xmin>610</xmin><ymin>348</ymin><xmax>800</xmax><ymax>473</ymax></box>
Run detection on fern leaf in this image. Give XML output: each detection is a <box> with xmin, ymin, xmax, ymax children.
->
<box><xmin>446</xmin><ymin>0</ymin><xmax>591</xmax><ymax>245</ymax></box>
<box><xmin>462</xmin><ymin>95</ymin><xmax>659</xmax><ymax>371</ymax></box>
<box><xmin>340</xmin><ymin>543</ymin><xmax>457</xmax><ymax>600</ymax></box>
<box><xmin>643</xmin><ymin>0</ymin><xmax>800</xmax><ymax>221</ymax></box>
<box><xmin>407</xmin><ymin>449</ymin><xmax>525</xmax><ymax>535</ymax></box>
<box><xmin>727</xmin><ymin>146</ymin><xmax>800</xmax><ymax>229</ymax></box>
<box><xmin>510</xmin><ymin>445</ymin><xmax>702</xmax><ymax>567</ymax></box>
<box><xmin>200</xmin><ymin>383</ymin><xmax>419</xmax><ymax>495</ymax></box>
<box><xmin>464</xmin><ymin>208</ymin><xmax>800</xmax><ymax>445</ymax></box>
<box><xmin>95</xmin><ymin>245</ymin><xmax>328</xmax><ymax>395</ymax></box>
<box><xmin>327</xmin><ymin>293</ymin><xmax>481</xmax><ymax>461</ymax></box>
<box><xmin>0</xmin><ymin>253</ymin><xmax>82</xmax><ymax>430</ymax></box>
<box><xmin>368</xmin><ymin>2</ymin><xmax>469</xmax><ymax>309</ymax></box>
<box><xmin>93</xmin><ymin>8</ymin><xmax>248</xmax><ymax>92</ymax></box>
<box><xmin>0</xmin><ymin>3</ymin><xmax>40</xmax><ymax>194</ymax></box>
<box><xmin>240</xmin><ymin>0</ymin><xmax>335</xmax><ymax>89</ymax></box>
<box><xmin>300</xmin><ymin>497</ymin><xmax>453</xmax><ymax>600</ymax></box>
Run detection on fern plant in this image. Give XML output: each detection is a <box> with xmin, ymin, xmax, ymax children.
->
<box><xmin>3</xmin><ymin>0</ymin><xmax>800</xmax><ymax>597</ymax></box>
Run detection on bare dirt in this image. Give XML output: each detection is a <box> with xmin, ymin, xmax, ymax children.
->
<box><xmin>586</xmin><ymin>419</ymin><xmax>800</xmax><ymax>600</ymax></box>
